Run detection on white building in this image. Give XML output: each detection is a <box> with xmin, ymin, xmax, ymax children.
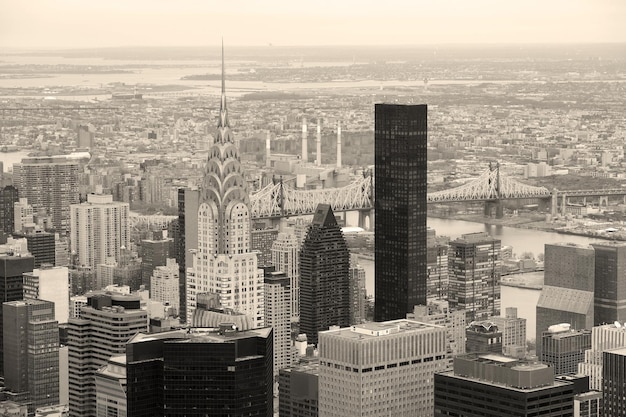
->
<box><xmin>150</xmin><ymin>258</ymin><xmax>180</xmax><ymax>315</ymax></box>
<box><xmin>271</xmin><ymin>231</ymin><xmax>300</xmax><ymax>321</ymax></box>
<box><xmin>579</xmin><ymin>322</ymin><xmax>626</xmax><ymax>390</ymax></box>
<box><xmin>13</xmin><ymin>197</ymin><xmax>34</xmax><ymax>233</ymax></box>
<box><xmin>318</xmin><ymin>320</ymin><xmax>447</xmax><ymax>417</ymax></box>
<box><xmin>22</xmin><ymin>266</ymin><xmax>70</xmax><ymax>324</ymax></box>
<box><xmin>70</xmin><ymin>193</ymin><xmax>130</xmax><ymax>269</ymax></box>
<box><xmin>264</xmin><ymin>270</ymin><xmax>293</xmax><ymax>378</ymax></box>
<box><xmin>94</xmin><ymin>355</ymin><xmax>127</xmax><ymax>417</ymax></box>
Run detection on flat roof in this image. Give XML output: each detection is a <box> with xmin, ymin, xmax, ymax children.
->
<box><xmin>322</xmin><ymin>319</ymin><xmax>444</xmax><ymax>340</ymax></box>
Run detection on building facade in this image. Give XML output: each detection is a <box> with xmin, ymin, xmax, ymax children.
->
<box><xmin>578</xmin><ymin>322</ymin><xmax>626</xmax><ymax>391</ymax></box>
<box><xmin>374</xmin><ymin>104</ymin><xmax>428</xmax><ymax>321</ymax></box>
<box><xmin>299</xmin><ymin>204</ymin><xmax>350</xmax><ymax>346</ymax></box>
<box><xmin>540</xmin><ymin>325</ymin><xmax>591</xmax><ymax>376</ymax></box>
<box><xmin>348</xmin><ymin>261</ymin><xmax>367</xmax><ymax>325</ymax></box>
<box><xmin>278</xmin><ymin>360</ymin><xmax>319</xmax><ymax>417</ymax></box>
<box><xmin>592</xmin><ymin>242</ymin><xmax>626</xmax><ymax>325</ymax></box>
<box><xmin>22</xmin><ymin>266</ymin><xmax>70</xmax><ymax>324</ymax></box>
<box><xmin>0</xmin><ymin>186</ymin><xmax>19</xmax><ymax>235</ymax></box>
<box><xmin>150</xmin><ymin>258</ymin><xmax>180</xmax><ymax>315</ymax></box>
<box><xmin>271</xmin><ymin>231</ymin><xmax>300</xmax><ymax>322</ymax></box>
<box><xmin>94</xmin><ymin>355</ymin><xmax>126</xmax><ymax>417</ymax></box>
<box><xmin>264</xmin><ymin>268</ymin><xmax>293</xmax><ymax>378</ymax></box>
<box><xmin>318</xmin><ymin>320</ymin><xmax>447</xmax><ymax>417</ymax></box>
<box><xmin>602</xmin><ymin>347</ymin><xmax>626</xmax><ymax>417</ymax></box>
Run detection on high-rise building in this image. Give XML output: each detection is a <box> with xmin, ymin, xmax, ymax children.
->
<box><xmin>427</xmin><ymin>228</ymin><xmax>449</xmax><ymax>301</ymax></box>
<box><xmin>70</xmin><ymin>194</ymin><xmax>130</xmax><ymax>271</ymax></box>
<box><xmin>264</xmin><ymin>267</ymin><xmax>292</xmax><ymax>378</ymax></box>
<box><xmin>150</xmin><ymin>258</ymin><xmax>180</xmax><ymax>315</ymax></box>
<box><xmin>574</xmin><ymin>390</ymin><xmax>603</xmax><ymax>417</ymax></box>
<box><xmin>271</xmin><ymin>231</ymin><xmax>300</xmax><ymax>322</ymax></box>
<box><xmin>140</xmin><ymin>231</ymin><xmax>172</xmax><ymax>289</ymax></box>
<box><xmin>13</xmin><ymin>226</ymin><xmax>55</xmax><ymax>268</ymax></box>
<box><xmin>185</xmin><ymin>49</ymin><xmax>264</xmax><ymax>327</ymax></box>
<box><xmin>251</xmin><ymin>221</ymin><xmax>279</xmax><ymax>267</ymax></box>
<box><xmin>22</xmin><ymin>265</ymin><xmax>70</xmax><ymax>324</ymax></box>
<box><xmin>13</xmin><ymin>156</ymin><xmax>80</xmax><ymax>233</ymax></box>
<box><xmin>374</xmin><ymin>104</ymin><xmax>428</xmax><ymax>321</ymax></box>
<box><xmin>0</xmin><ymin>185</ymin><xmax>19</xmax><ymax>235</ymax></box>
<box><xmin>67</xmin><ymin>293</ymin><xmax>147</xmax><ymax>417</ymax></box>
<box><xmin>434</xmin><ymin>354</ymin><xmax>577</xmax><ymax>416</ymax></box>
<box><xmin>125</xmin><ymin>327</ymin><xmax>273</xmax><ymax>417</ymax></box>
<box><xmin>578</xmin><ymin>322</ymin><xmax>626</xmax><ymax>391</ymax></box>
<box><xmin>3</xmin><ymin>299</ymin><xmax>59</xmax><ymax>411</ymax></box>
<box><xmin>94</xmin><ymin>355</ymin><xmax>126</xmax><ymax>417</ymax></box>
<box><xmin>0</xmin><ymin>254</ymin><xmax>35</xmax><ymax>376</ymax></box>
<box><xmin>491</xmin><ymin>307</ymin><xmax>527</xmax><ymax>357</ymax></box>
<box><xmin>602</xmin><ymin>347</ymin><xmax>626</xmax><ymax>417</ymax></box>
<box><xmin>299</xmin><ymin>204</ymin><xmax>350</xmax><ymax>345</ymax></box>
<box><xmin>448</xmin><ymin>232</ymin><xmax>501</xmax><ymax>321</ymax></box>
<box><xmin>540</xmin><ymin>324</ymin><xmax>591</xmax><ymax>375</ymax></box>
<box><xmin>13</xmin><ymin>198</ymin><xmax>34</xmax><ymax>234</ymax></box>
<box><xmin>278</xmin><ymin>359</ymin><xmax>319</xmax><ymax>417</ymax></box>
<box><xmin>409</xmin><ymin>300</ymin><xmax>466</xmax><ymax>370</ymax></box>
<box><xmin>318</xmin><ymin>320</ymin><xmax>447</xmax><ymax>416</ymax></box>
<box><xmin>348</xmin><ymin>260</ymin><xmax>367</xmax><ymax>325</ymax></box>
<box><xmin>592</xmin><ymin>242</ymin><xmax>626</xmax><ymax>325</ymax></box>
<box><xmin>465</xmin><ymin>320</ymin><xmax>503</xmax><ymax>354</ymax></box>
<box><xmin>536</xmin><ymin>243</ymin><xmax>595</xmax><ymax>357</ymax></box>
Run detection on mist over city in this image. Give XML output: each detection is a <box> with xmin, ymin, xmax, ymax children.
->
<box><xmin>0</xmin><ymin>1</ymin><xmax>625</xmax><ymax>416</ymax></box>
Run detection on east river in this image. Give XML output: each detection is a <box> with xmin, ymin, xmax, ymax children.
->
<box><xmin>357</xmin><ymin>217</ymin><xmax>608</xmax><ymax>340</ymax></box>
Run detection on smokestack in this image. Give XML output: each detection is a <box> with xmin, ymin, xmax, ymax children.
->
<box><xmin>337</xmin><ymin>121</ymin><xmax>342</xmax><ymax>168</ymax></box>
<box><xmin>316</xmin><ymin>120</ymin><xmax>321</xmax><ymax>166</ymax></box>
<box><xmin>265</xmin><ymin>130</ymin><xmax>271</xmax><ymax>168</ymax></box>
<box><xmin>301</xmin><ymin>117</ymin><xmax>307</xmax><ymax>162</ymax></box>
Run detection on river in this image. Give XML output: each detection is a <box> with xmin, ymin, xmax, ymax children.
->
<box><xmin>356</xmin><ymin>217</ymin><xmax>606</xmax><ymax>340</ymax></box>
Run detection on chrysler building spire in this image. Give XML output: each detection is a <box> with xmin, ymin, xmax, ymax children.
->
<box><xmin>216</xmin><ymin>39</ymin><xmax>233</xmax><ymax>143</ymax></box>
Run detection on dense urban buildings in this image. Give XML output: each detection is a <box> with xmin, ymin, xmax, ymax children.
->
<box><xmin>490</xmin><ymin>307</ymin><xmax>526</xmax><ymax>358</ymax></box>
<box><xmin>592</xmin><ymin>242</ymin><xmax>626</xmax><ymax>325</ymax></box>
<box><xmin>540</xmin><ymin>324</ymin><xmax>591</xmax><ymax>375</ymax></box>
<box><xmin>448</xmin><ymin>232</ymin><xmax>502</xmax><ymax>322</ymax></box>
<box><xmin>299</xmin><ymin>204</ymin><xmax>350</xmax><ymax>345</ymax></box>
<box><xmin>374</xmin><ymin>104</ymin><xmax>428</xmax><ymax>321</ymax></box>
<box><xmin>578</xmin><ymin>322</ymin><xmax>626</xmax><ymax>391</ymax></box>
<box><xmin>318</xmin><ymin>320</ymin><xmax>447</xmax><ymax>417</ymax></box>
<box><xmin>263</xmin><ymin>268</ymin><xmax>293</xmax><ymax>377</ymax></box>
<box><xmin>184</xmin><ymin>60</ymin><xmax>264</xmax><ymax>327</ymax></box>
<box><xmin>271</xmin><ymin>231</ymin><xmax>300</xmax><ymax>322</ymax></box>
<box><xmin>13</xmin><ymin>226</ymin><xmax>56</xmax><ymax>268</ymax></box>
<box><xmin>126</xmin><ymin>327</ymin><xmax>273</xmax><ymax>416</ymax></box>
<box><xmin>139</xmin><ymin>230</ymin><xmax>172</xmax><ymax>289</ymax></box>
<box><xmin>13</xmin><ymin>156</ymin><xmax>80</xmax><ymax>233</ymax></box>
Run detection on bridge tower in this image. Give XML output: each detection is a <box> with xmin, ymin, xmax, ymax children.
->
<box><xmin>484</xmin><ymin>162</ymin><xmax>504</xmax><ymax>219</ymax></box>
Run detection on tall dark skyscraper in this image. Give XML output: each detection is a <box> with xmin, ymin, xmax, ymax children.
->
<box><xmin>592</xmin><ymin>242</ymin><xmax>626</xmax><ymax>325</ymax></box>
<box><xmin>374</xmin><ymin>104</ymin><xmax>428</xmax><ymax>321</ymax></box>
<box><xmin>299</xmin><ymin>204</ymin><xmax>350</xmax><ymax>345</ymax></box>
<box><xmin>0</xmin><ymin>185</ymin><xmax>19</xmax><ymax>235</ymax></box>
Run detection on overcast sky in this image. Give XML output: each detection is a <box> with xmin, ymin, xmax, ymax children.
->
<box><xmin>1</xmin><ymin>0</ymin><xmax>624</xmax><ymax>49</ymax></box>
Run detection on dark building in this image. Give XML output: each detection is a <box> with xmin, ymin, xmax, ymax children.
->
<box><xmin>465</xmin><ymin>321</ymin><xmax>502</xmax><ymax>354</ymax></box>
<box><xmin>3</xmin><ymin>299</ymin><xmax>59</xmax><ymax>412</ymax></box>
<box><xmin>374</xmin><ymin>104</ymin><xmax>428</xmax><ymax>321</ymax></box>
<box><xmin>251</xmin><ymin>222</ymin><xmax>279</xmax><ymax>267</ymax></box>
<box><xmin>602</xmin><ymin>347</ymin><xmax>626</xmax><ymax>417</ymax></box>
<box><xmin>434</xmin><ymin>354</ymin><xmax>577</xmax><ymax>417</ymax></box>
<box><xmin>592</xmin><ymin>242</ymin><xmax>626</xmax><ymax>325</ymax></box>
<box><xmin>540</xmin><ymin>325</ymin><xmax>591</xmax><ymax>375</ymax></box>
<box><xmin>0</xmin><ymin>254</ymin><xmax>35</xmax><ymax>376</ymax></box>
<box><xmin>278</xmin><ymin>360</ymin><xmax>319</xmax><ymax>417</ymax></box>
<box><xmin>13</xmin><ymin>228</ymin><xmax>55</xmax><ymax>268</ymax></box>
<box><xmin>299</xmin><ymin>204</ymin><xmax>350</xmax><ymax>345</ymax></box>
<box><xmin>0</xmin><ymin>186</ymin><xmax>19</xmax><ymax>235</ymax></box>
<box><xmin>140</xmin><ymin>231</ymin><xmax>172</xmax><ymax>289</ymax></box>
<box><xmin>126</xmin><ymin>327</ymin><xmax>273</xmax><ymax>417</ymax></box>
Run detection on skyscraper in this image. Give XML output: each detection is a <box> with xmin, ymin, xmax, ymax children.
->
<box><xmin>67</xmin><ymin>293</ymin><xmax>147</xmax><ymax>417</ymax></box>
<box><xmin>13</xmin><ymin>156</ymin><xmax>80</xmax><ymax>234</ymax></box>
<box><xmin>448</xmin><ymin>232</ymin><xmax>501</xmax><ymax>322</ymax></box>
<box><xmin>3</xmin><ymin>299</ymin><xmax>59</xmax><ymax>411</ymax></box>
<box><xmin>348</xmin><ymin>260</ymin><xmax>366</xmax><ymax>324</ymax></box>
<box><xmin>299</xmin><ymin>204</ymin><xmax>350</xmax><ymax>345</ymax></box>
<box><xmin>592</xmin><ymin>242</ymin><xmax>626</xmax><ymax>325</ymax></box>
<box><xmin>578</xmin><ymin>322</ymin><xmax>626</xmax><ymax>391</ymax></box>
<box><xmin>318</xmin><ymin>320</ymin><xmax>447</xmax><ymax>417</ymax></box>
<box><xmin>271</xmin><ymin>231</ymin><xmax>300</xmax><ymax>322</ymax></box>
<box><xmin>185</xmin><ymin>46</ymin><xmax>264</xmax><ymax>327</ymax></box>
<box><xmin>126</xmin><ymin>327</ymin><xmax>273</xmax><ymax>416</ymax></box>
<box><xmin>13</xmin><ymin>226</ymin><xmax>56</xmax><ymax>268</ymax></box>
<box><xmin>602</xmin><ymin>347</ymin><xmax>626</xmax><ymax>417</ymax></box>
<box><xmin>150</xmin><ymin>258</ymin><xmax>180</xmax><ymax>315</ymax></box>
<box><xmin>264</xmin><ymin>268</ymin><xmax>293</xmax><ymax>377</ymax></box>
<box><xmin>374</xmin><ymin>104</ymin><xmax>428</xmax><ymax>321</ymax></box>
<box><xmin>70</xmin><ymin>193</ymin><xmax>130</xmax><ymax>271</ymax></box>
<box><xmin>0</xmin><ymin>185</ymin><xmax>19</xmax><ymax>235</ymax></box>
<box><xmin>140</xmin><ymin>231</ymin><xmax>172</xmax><ymax>289</ymax></box>
<box><xmin>541</xmin><ymin>325</ymin><xmax>591</xmax><ymax>375</ymax></box>
<box><xmin>22</xmin><ymin>265</ymin><xmax>70</xmax><ymax>324</ymax></box>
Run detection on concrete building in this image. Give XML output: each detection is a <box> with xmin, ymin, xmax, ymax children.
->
<box><xmin>541</xmin><ymin>324</ymin><xmax>592</xmax><ymax>375</ymax></box>
<box><xmin>67</xmin><ymin>293</ymin><xmax>147</xmax><ymax>417</ymax></box>
<box><xmin>491</xmin><ymin>307</ymin><xmax>527</xmax><ymax>357</ymax></box>
<box><xmin>3</xmin><ymin>299</ymin><xmax>59</xmax><ymax>411</ymax></box>
<box><xmin>299</xmin><ymin>204</ymin><xmax>350</xmax><ymax>346</ymax></box>
<box><xmin>574</xmin><ymin>390</ymin><xmax>602</xmax><ymax>417</ymax></box>
<box><xmin>318</xmin><ymin>320</ymin><xmax>447</xmax><ymax>417</ymax></box>
<box><xmin>150</xmin><ymin>258</ymin><xmax>179</xmax><ymax>316</ymax></box>
<box><xmin>13</xmin><ymin>226</ymin><xmax>55</xmax><ymax>268</ymax></box>
<box><xmin>348</xmin><ymin>260</ymin><xmax>367</xmax><ymax>325</ymax></box>
<box><xmin>448</xmin><ymin>232</ymin><xmax>501</xmax><ymax>322</ymax></box>
<box><xmin>434</xmin><ymin>354</ymin><xmax>577</xmax><ymax>416</ymax></box>
<box><xmin>602</xmin><ymin>347</ymin><xmax>626</xmax><ymax>417</ymax></box>
<box><xmin>251</xmin><ymin>222</ymin><xmax>279</xmax><ymax>267</ymax></box>
<box><xmin>139</xmin><ymin>232</ymin><xmax>172</xmax><ymax>290</ymax></box>
<box><xmin>409</xmin><ymin>300</ymin><xmax>466</xmax><ymax>370</ymax></box>
<box><xmin>592</xmin><ymin>242</ymin><xmax>626</xmax><ymax>325</ymax></box>
<box><xmin>427</xmin><ymin>228</ymin><xmax>449</xmax><ymax>301</ymax></box>
<box><xmin>278</xmin><ymin>359</ymin><xmax>319</xmax><ymax>417</ymax></box>
<box><xmin>375</xmin><ymin>104</ymin><xmax>428</xmax><ymax>321</ymax></box>
<box><xmin>0</xmin><ymin>186</ymin><xmax>19</xmax><ymax>235</ymax></box>
<box><xmin>94</xmin><ymin>355</ymin><xmax>126</xmax><ymax>417</ymax></box>
<box><xmin>264</xmin><ymin>268</ymin><xmax>292</xmax><ymax>378</ymax></box>
<box><xmin>579</xmin><ymin>322</ymin><xmax>626</xmax><ymax>391</ymax></box>
<box><xmin>22</xmin><ymin>266</ymin><xmax>70</xmax><ymax>324</ymax></box>
<box><xmin>13</xmin><ymin>156</ymin><xmax>80</xmax><ymax>233</ymax></box>
<box><xmin>13</xmin><ymin>198</ymin><xmax>34</xmax><ymax>234</ymax></box>
<box><xmin>271</xmin><ymin>231</ymin><xmax>300</xmax><ymax>322</ymax></box>
<box><xmin>70</xmin><ymin>194</ymin><xmax>130</xmax><ymax>271</ymax></box>
<box><xmin>466</xmin><ymin>320</ymin><xmax>503</xmax><ymax>354</ymax></box>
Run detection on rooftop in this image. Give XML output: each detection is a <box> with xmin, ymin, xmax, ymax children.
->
<box><xmin>322</xmin><ymin>319</ymin><xmax>444</xmax><ymax>340</ymax></box>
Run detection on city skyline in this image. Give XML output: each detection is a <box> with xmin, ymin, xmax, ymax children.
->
<box><xmin>1</xmin><ymin>0</ymin><xmax>624</xmax><ymax>49</ymax></box>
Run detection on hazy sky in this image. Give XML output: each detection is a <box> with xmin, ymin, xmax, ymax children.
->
<box><xmin>1</xmin><ymin>0</ymin><xmax>624</xmax><ymax>49</ymax></box>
